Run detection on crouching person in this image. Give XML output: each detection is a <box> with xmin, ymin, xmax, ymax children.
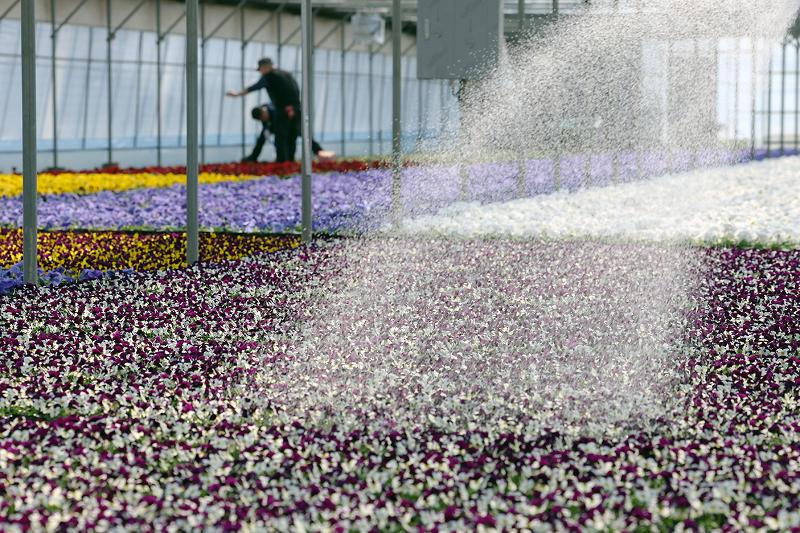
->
<box><xmin>243</xmin><ymin>104</ymin><xmax>335</xmax><ymax>163</ymax></box>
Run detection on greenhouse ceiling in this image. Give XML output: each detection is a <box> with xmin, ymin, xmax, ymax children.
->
<box><xmin>202</xmin><ymin>0</ymin><xmax>582</xmax><ymax>18</ymax></box>
<box><xmin>196</xmin><ymin>0</ymin><xmax>586</xmax><ymax>33</ymax></box>
<box><xmin>218</xmin><ymin>0</ymin><xmax>800</xmax><ymax>39</ymax></box>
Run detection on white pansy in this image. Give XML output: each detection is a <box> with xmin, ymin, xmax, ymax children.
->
<box><xmin>399</xmin><ymin>157</ymin><xmax>800</xmax><ymax>245</ymax></box>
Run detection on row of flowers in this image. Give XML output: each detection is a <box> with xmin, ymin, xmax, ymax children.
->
<box><xmin>0</xmin><ymin>172</ymin><xmax>269</xmax><ymax>199</ymax></box>
<box><xmin>4</xmin><ymin>155</ymin><xmax>778</xmax><ymax>236</ymax></box>
<box><xmin>2</xmin><ymin>156</ymin><xmax>750</xmax><ymax>236</ymax></box>
<box><xmin>0</xmin><ymin>171</ymin><xmax>390</xmax><ymax>234</ymax></box>
<box><xmin>0</xmin><ymin>160</ymin><xmax>379</xmax><ymax>198</ymax></box>
<box><xmin>0</xmin><ymin>229</ymin><xmax>299</xmax><ymax>294</ymax></box>
<box><xmin>1</xmin><ymin>240</ymin><xmax>799</xmax><ymax>530</ymax></box>
<box><xmin>59</xmin><ymin>159</ymin><xmax>380</xmax><ymax>176</ymax></box>
<box><xmin>0</xmin><ymin>162</ymin><xmax>635</xmax><ymax>235</ymax></box>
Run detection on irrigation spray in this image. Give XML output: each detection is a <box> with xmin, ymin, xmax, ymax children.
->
<box><xmin>257</xmin><ymin>0</ymin><xmax>800</xmax><ymax>437</ymax></box>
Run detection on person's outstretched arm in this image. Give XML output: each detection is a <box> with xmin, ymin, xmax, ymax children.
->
<box><xmin>227</xmin><ymin>76</ymin><xmax>267</xmax><ymax>97</ymax></box>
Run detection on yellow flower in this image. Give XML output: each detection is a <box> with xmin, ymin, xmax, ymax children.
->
<box><xmin>0</xmin><ymin>228</ymin><xmax>301</xmax><ymax>272</ymax></box>
<box><xmin>0</xmin><ymin>172</ymin><xmax>262</xmax><ymax>198</ymax></box>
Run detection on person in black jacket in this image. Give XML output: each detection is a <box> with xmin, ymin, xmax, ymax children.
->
<box><xmin>227</xmin><ymin>58</ymin><xmax>304</xmax><ymax>162</ymax></box>
<box><xmin>243</xmin><ymin>104</ymin><xmax>334</xmax><ymax>163</ymax></box>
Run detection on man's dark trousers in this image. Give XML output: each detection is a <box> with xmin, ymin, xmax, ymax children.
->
<box><xmin>287</xmin><ymin>111</ymin><xmax>302</xmax><ymax>162</ymax></box>
<box><xmin>271</xmin><ymin>109</ymin><xmax>292</xmax><ymax>163</ymax></box>
<box><xmin>272</xmin><ymin>107</ymin><xmax>303</xmax><ymax>163</ymax></box>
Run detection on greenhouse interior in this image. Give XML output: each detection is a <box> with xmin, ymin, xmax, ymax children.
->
<box><xmin>2</xmin><ymin>0</ymin><xmax>800</xmax><ymax>530</ymax></box>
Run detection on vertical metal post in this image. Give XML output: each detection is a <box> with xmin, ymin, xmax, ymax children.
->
<box><xmin>106</xmin><ymin>0</ymin><xmax>113</xmax><ymax>165</ymax></box>
<box><xmin>402</xmin><ymin>47</ymin><xmax>411</xmax><ymax>140</ymax></box>
<box><xmin>780</xmin><ymin>40</ymin><xmax>787</xmax><ymax>155</ymax></box>
<box><xmin>340</xmin><ymin>23</ymin><xmax>346</xmax><ymax>156</ymax></box>
<box><xmin>21</xmin><ymin>0</ymin><xmax>37</xmax><ymax>285</ymax></box>
<box><xmin>200</xmin><ymin>2</ymin><xmax>206</xmax><ymax>166</ymax></box>
<box><xmin>308</xmin><ymin>8</ymin><xmax>315</xmax><ymax>141</ymax></box>
<box><xmin>665</xmin><ymin>39</ymin><xmax>673</xmax><ymax>172</ymax></box>
<box><xmin>156</xmin><ymin>0</ymin><xmax>162</xmax><ymax>166</ymax></box>
<box><xmin>751</xmin><ymin>36</ymin><xmax>758</xmax><ymax>159</ymax></box>
<box><xmin>377</xmin><ymin>53</ymin><xmax>387</xmax><ymax>153</ymax></box>
<box><xmin>391</xmin><ymin>0</ymin><xmax>402</xmax><ymax>220</ymax></box>
<box><xmin>733</xmin><ymin>37</ymin><xmax>740</xmax><ymax>141</ymax></box>
<box><xmin>368</xmin><ymin>47</ymin><xmax>374</xmax><ymax>157</ymax></box>
<box><xmin>187</xmin><ymin>0</ymin><xmax>200</xmax><ymax>264</ymax></box>
<box><xmin>439</xmin><ymin>81</ymin><xmax>446</xmax><ymax>136</ymax></box>
<box><xmin>766</xmin><ymin>42</ymin><xmax>773</xmax><ymax>158</ymax></box>
<box><xmin>348</xmin><ymin>54</ymin><xmax>359</xmax><ymax>140</ymax></box>
<box><xmin>320</xmin><ymin>50</ymin><xmax>331</xmax><ymax>143</ymax></box>
<box><xmin>417</xmin><ymin>77</ymin><xmax>423</xmax><ymax>149</ymax></box>
<box><xmin>81</xmin><ymin>29</ymin><xmax>93</xmax><ymax>150</ymax></box>
<box><xmin>50</xmin><ymin>0</ymin><xmax>58</xmax><ymax>168</ymax></box>
<box><xmin>456</xmin><ymin>81</ymin><xmax>468</xmax><ymax>202</ymax></box>
<box><xmin>795</xmin><ymin>40</ymin><xmax>799</xmax><ymax>153</ymax></box>
<box><xmin>240</xmin><ymin>7</ymin><xmax>246</xmax><ymax>159</ymax></box>
<box><xmin>300</xmin><ymin>0</ymin><xmax>313</xmax><ymax>243</ymax></box>
<box><xmin>276</xmin><ymin>10</ymin><xmax>282</xmax><ymax>65</ymax></box>
<box><xmin>691</xmin><ymin>38</ymin><xmax>699</xmax><ymax>168</ymax></box>
<box><xmin>518</xmin><ymin>0</ymin><xmax>524</xmax><ymax>32</ymax></box>
<box><xmin>133</xmin><ymin>31</ymin><xmax>144</xmax><ymax>148</ymax></box>
<box><xmin>217</xmin><ymin>39</ymin><xmax>228</xmax><ymax>146</ymax></box>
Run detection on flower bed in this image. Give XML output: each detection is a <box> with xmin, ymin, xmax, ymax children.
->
<box><xmin>1</xmin><ymin>239</ymin><xmax>798</xmax><ymax>530</ymax></box>
<box><xmin>0</xmin><ymin>171</ymin><xmax>391</xmax><ymax>233</ymax></box>
<box><xmin>66</xmin><ymin>159</ymin><xmax>379</xmax><ymax>176</ymax></box>
<box><xmin>0</xmin><ymin>164</ymin><xmax>571</xmax><ymax>234</ymax></box>
<box><xmin>0</xmin><ymin>172</ymin><xmax>262</xmax><ymax>198</ymax></box>
<box><xmin>0</xmin><ymin>160</ymin><xmax>379</xmax><ymax>198</ymax></box>
<box><xmin>4</xmin><ymin>155</ymin><xmax>800</xmax><ymax>241</ymax></box>
<box><xmin>0</xmin><ymin>229</ymin><xmax>299</xmax><ymax>294</ymax></box>
<box><xmin>401</xmin><ymin>156</ymin><xmax>800</xmax><ymax>245</ymax></box>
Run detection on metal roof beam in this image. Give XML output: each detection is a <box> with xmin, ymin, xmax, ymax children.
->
<box><xmin>244</xmin><ymin>1</ymin><xmax>286</xmax><ymax>44</ymax></box>
<box><xmin>315</xmin><ymin>17</ymin><xmax>344</xmax><ymax>47</ymax></box>
<box><xmin>52</xmin><ymin>0</ymin><xmax>92</xmax><ymax>36</ymax></box>
<box><xmin>0</xmin><ymin>0</ymin><xmax>20</xmax><ymax>23</ymax></box>
<box><xmin>109</xmin><ymin>0</ymin><xmax>149</xmax><ymax>40</ymax></box>
<box><xmin>159</xmin><ymin>9</ymin><xmax>186</xmax><ymax>41</ymax></box>
<box><xmin>204</xmin><ymin>0</ymin><xmax>248</xmax><ymax>43</ymax></box>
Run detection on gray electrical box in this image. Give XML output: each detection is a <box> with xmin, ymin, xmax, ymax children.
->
<box><xmin>417</xmin><ymin>0</ymin><xmax>504</xmax><ymax>80</ymax></box>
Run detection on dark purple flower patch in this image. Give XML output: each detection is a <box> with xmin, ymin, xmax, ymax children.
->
<box><xmin>0</xmin><ymin>241</ymin><xmax>798</xmax><ymax>530</ymax></box>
